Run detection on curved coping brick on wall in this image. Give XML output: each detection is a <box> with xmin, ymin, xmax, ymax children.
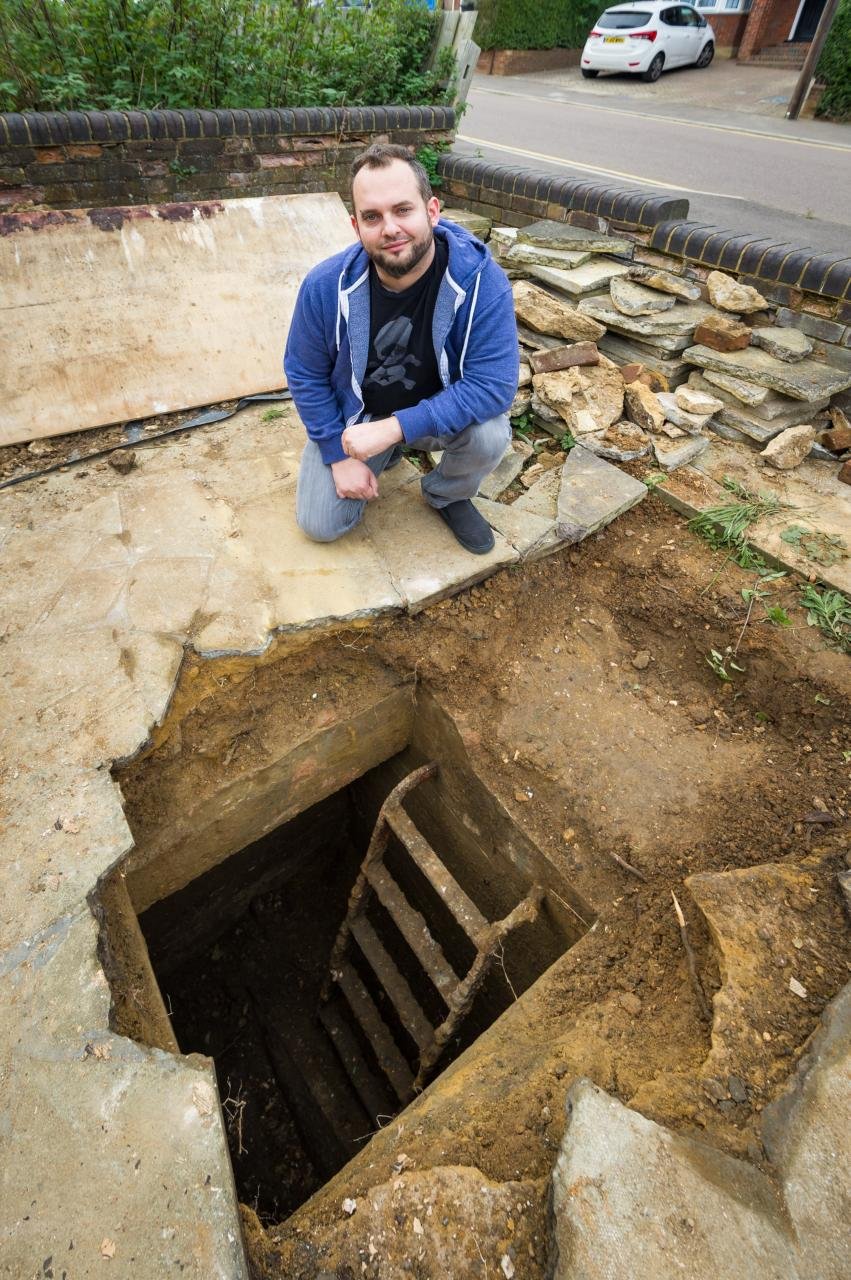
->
<box><xmin>650</xmin><ymin>220</ymin><xmax>851</xmax><ymax>302</ymax></box>
<box><xmin>437</xmin><ymin>154</ymin><xmax>690</xmax><ymax>230</ymax></box>
<box><xmin>0</xmin><ymin>104</ymin><xmax>457</xmax><ymax>147</ymax></box>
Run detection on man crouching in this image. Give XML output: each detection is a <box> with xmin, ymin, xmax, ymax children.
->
<box><xmin>284</xmin><ymin>143</ymin><xmax>518</xmax><ymax>555</ymax></box>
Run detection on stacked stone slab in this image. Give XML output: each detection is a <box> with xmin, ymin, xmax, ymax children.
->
<box><xmin>489</xmin><ymin>222</ymin><xmax>851</xmax><ymax>479</ymax></box>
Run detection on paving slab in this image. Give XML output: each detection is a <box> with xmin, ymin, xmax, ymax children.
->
<box><xmin>652</xmin><ymin>434</ymin><xmax>710</xmax><ymax>470</ymax></box>
<box><xmin>555</xmin><ymin>445</ymin><xmax>646</xmax><ymax>541</ymax></box>
<box><xmin>597</xmin><ymin>332</ymin><xmax>690</xmax><ymax>387</ymax></box>
<box><xmin>363</xmin><ymin>476</ymin><xmax>518</xmax><ymax>610</ymax></box>
<box><xmin>517</xmin><ymin>219</ymin><xmax>633</xmax><ymax>256</ymax></box>
<box><xmin>716</xmin><ymin>402</ymin><xmax>829</xmax><ymax>443</ymax></box>
<box><xmin>0</xmin><ymin>192</ymin><xmax>356</xmax><ymax>446</ymax></box>
<box><xmin>552</xmin><ymin>1079</ymin><xmax>799</xmax><ymax>1280</ymax></box>
<box><xmin>2</xmin><ymin>1046</ymin><xmax>248</xmax><ymax>1279</ymax></box>
<box><xmin>692</xmin><ymin>439</ymin><xmax>851</xmax><ymax>593</ymax></box>
<box><xmin>684</xmin><ymin>344</ymin><xmax>851</xmax><ymax>402</ymax></box>
<box><xmin>579</xmin><ymin>297</ymin><xmax>724</xmax><ymax>339</ymax></box>
<box><xmin>761</xmin><ymin>982</ymin><xmax>851</xmax><ymax>1280</ymax></box>
<box><xmin>473</xmin><ymin>495</ymin><xmax>557</xmax><ymax>558</ymax></box>
<box><xmin>528</xmin><ymin>258</ymin><xmax>629</xmax><ymax>298</ymax></box>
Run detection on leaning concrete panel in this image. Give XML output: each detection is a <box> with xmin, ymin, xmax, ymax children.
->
<box><xmin>0</xmin><ymin>194</ymin><xmax>356</xmax><ymax>446</ymax></box>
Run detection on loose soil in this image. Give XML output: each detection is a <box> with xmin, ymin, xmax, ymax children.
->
<box><xmin>116</xmin><ymin>489</ymin><xmax>850</xmax><ymax>1276</ymax></box>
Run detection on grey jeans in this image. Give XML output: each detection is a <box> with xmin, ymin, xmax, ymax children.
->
<box><xmin>296</xmin><ymin>414</ymin><xmax>510</xmax><ymax>543</ymax></box>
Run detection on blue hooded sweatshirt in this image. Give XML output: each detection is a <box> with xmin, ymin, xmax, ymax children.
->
<box><xmin>283</xmin><ymin>218</ymin><xmax>519</xmax><ymax>465</ymax></box>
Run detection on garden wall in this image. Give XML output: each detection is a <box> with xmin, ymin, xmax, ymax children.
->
<box><xmin>0</xmin><ymin>106</ymin><xmax>455</xmax><ymax>212</ymax></box>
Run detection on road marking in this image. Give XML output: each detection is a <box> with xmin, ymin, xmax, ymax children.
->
<box><xmin>457</xmin><ymin>135</ymin><xmax>747</xmax><ymax>200</ymax></box>
<box><xmin>470</xmin><ymin>85</ymin><xmax>851</xmax><ymax>153</ymax></box>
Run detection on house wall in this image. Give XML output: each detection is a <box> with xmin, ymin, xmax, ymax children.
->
<box><xmin>706</xmin><ymin>11</ymin><xmax>750</xmax><ymax>53</ymax></box>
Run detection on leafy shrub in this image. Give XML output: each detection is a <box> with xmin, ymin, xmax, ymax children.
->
<box><xmin>815</xmin><ymin>0</ymin><xmax>851</xmax><ymax>121</ymax></box>
<box><xmin>476</xmin><ymin>0</ymin><xmax>601</xmax><ymax>51</ymax></box>
<box><xmin>0</xmin><ymin>0</ymin><xmax>453</xmax><ymax>113</ymax></box>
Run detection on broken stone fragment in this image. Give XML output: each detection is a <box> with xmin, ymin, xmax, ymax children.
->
<box><xmin>623</xmin><ymin>382</ymin><xmax>665</xmax><ymax>433</ymax></box>
<box><xmin>706</xmin><ymin>270</ymin><xmax>768</xmax><ymax>313</ymax></box>
<box><xmin>627</xmin><ymin>264</ymin><xmax>702</xmax><ymax>300</ymax></box>
<box><xmin>581</xmin><ymin>420</ymin><xmax>651</xmax><ymax>463</ymax></box>
<box><xmin>656</xmin><ymin>392</ymin><xmax>711</xmax><ymax>434</ymax></box>
<box><xmin>513</xmin><ymin>281</ymin><xmax>606</xmax><ymax>342</ymax></box>
<box><xmin>609</xmin><ymin>276</ymin><xmax>676</xmax><ymax>317</ymax></box>
<box><xmin>532</xmin><ymin>358</ymin><xmax>624</xmax><ymax>434</ymax></box>
<box><xmin>528</xmin><ymin>342</ymin><xmax>600</xmax><ymax>374</ymax></box>
<box><xmin>751</xmin><ymin>325</ymin><xmax>813</xmax><ymax>363</ymax></box>
<box><xmin>518</xmin><ymin>361</ymin><xmax>532</xmax><ymax>387</ymax></box>
<box><xmin>675</xmin><ymin>385</ymin><xmax>723</xmax><ymax>416</ymax></box>
<box><xmin>820</xmin><ymin>421</ymin><xmax>851</xmax><ymax>454</ymax></box>
<box><xmin>840</xmin><ymin>459</ymin><xmax>851</xmax><ymax>486</ymax></box>
<box><xmin>693</xmin><ymin>313</ymin><xmax>752</xmax><ymax>352</ymax></box>
<box><xmin>510</xmin><ymin>389</ymin><xmax>532</xmax><ymax>417</ymax></box>
<box><xmin>760</xmin><ymin>424</ymin><xmax>816</xmax><ymax>470</ymax></box>
<box><xmin>530</xmin><ymin>391</ymin><xmax>563</xmax><ymax>426</ymax></box>
<box><xmin>108</xmin><ymin>449</ymin><xmax>137</xmax><ymax>474</ymax></box>
<box><xmin>516</xmin><ymin>218</ymin><xmax>633</xmax><ymax>256</ymax></box>
<box><xmin>653</xmin><ymin>434</ymin><xmax>709</xmax><ymax>469</ymax></box>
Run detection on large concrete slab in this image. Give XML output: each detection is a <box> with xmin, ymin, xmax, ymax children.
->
<box><xmin>552</xmin><ymin>1079</ymin><xmax>800</xmax><ymax>1280</ymax></box>
<box><xmin>0</xmin><ymin>194</ymin><xmax>356</xmax><ymax>446</ymax></box>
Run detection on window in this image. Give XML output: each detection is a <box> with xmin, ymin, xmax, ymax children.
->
<box><xmin>597</xmin><ymin>10</ymin><xmax>653</xmax><ymax>27</ymax></box>
<box><xmin>696</xmin><ymin>0</ymin><xmax>752</xmax><ymax>9</ymax></box>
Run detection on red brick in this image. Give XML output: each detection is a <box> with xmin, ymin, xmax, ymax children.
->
<box><xmin>66</xmin><ymin>144</ymin><xmax>102</xmax><ymax>159</ymax></box>
<box><xmin>258</xmin><ymin>153</ymin><xmax>303</xmax><ymax>168</ymax></box>
<box><xmin>34</xmin><ymin>147</ymin><xmax>64</xmax><ymax>164</ymax></box>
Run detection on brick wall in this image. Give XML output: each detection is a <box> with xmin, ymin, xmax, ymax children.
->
<box><xmin>706</xmin><ymin>12</ymin><xmax>750</xmax><ymax>52</ymax></box>
<box><xmin>758</xmin><ymin>0</ymin><xmax>802</xmax><ymax>46</ymax></box>
<box><xmin>0</xmin><ymin>106</ymin><xmax>455</xmax><ymax>212</ymax></box>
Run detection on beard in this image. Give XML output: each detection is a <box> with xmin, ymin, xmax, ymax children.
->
<box><xmin>369</xmin><ymin>226</ymin><xmax>434</xmax><ymax>279</ymax></box>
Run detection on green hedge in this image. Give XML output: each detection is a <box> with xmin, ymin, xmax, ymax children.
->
<box><xmin>815</xmin><ymin>0</ymin><xmax>851</xmax><ymax>121</ymax></box>
<box><xmin>476</xmin><ymin>0</ymin><xmax>602</xmax><ymax>51</ymax></box>
<box><xmin>0</xmin><ymin>0</ymin><xmax>453</xmax><ymax>113</ymax></box>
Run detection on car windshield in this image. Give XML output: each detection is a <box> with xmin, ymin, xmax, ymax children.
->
<box><xmin>597</xmin><ymin>10</ymin><xmax>653</xmax><ymax>27</ymax></box>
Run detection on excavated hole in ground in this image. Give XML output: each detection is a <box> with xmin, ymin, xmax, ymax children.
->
<box><xmin>95</xmin><ymin>497</ymin><xmax>850</xmax><ymax>1261</ymax></box>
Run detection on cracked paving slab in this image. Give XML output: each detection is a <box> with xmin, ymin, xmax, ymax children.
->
<box><xmin>0</xmin><ymin>400</ymin><xmax>526</xmax><ymax>1277</ymax></box>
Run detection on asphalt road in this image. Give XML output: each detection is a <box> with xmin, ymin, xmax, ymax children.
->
<box><xmin>457</xmin><ymin>72</ymin><xmax>851</xmax><ymax>256</ymax></box>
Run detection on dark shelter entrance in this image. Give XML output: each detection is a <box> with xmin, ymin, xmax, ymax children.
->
<box><xmin>138</xmin><ymin>737</ymin><xmax>583</xmax><ymax>1221</ymax></box>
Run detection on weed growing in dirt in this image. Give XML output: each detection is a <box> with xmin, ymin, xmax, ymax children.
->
<box><xmin>688</xmin><ymin>476</ymin><xmax>784</xmax><ymax>556</ymax></box>
<box><xmin>559</xmin><ymin>430</ymin><xmax>576</xmax><ymax>452</ymax></box>
<box><xmin>706</xmin><ymin>647</ymin><xmax>744</xmax><ymax>682</ymax></box>
<box><xmin>799</xmin><ymin>584</ymin><xmax>851</xmax><ymax>653</ymax></box>
<box><xmin>511</xmin><ymin>412</ymin><xmax>534</xmax><ymax>441</ymax></box>
<box><xmin>261</xmin><ymin>408</ymin><xmax>287</xmax><ymax>422</ymax></box>
<box><xmin>643</xmin><ymin>471</ymin><xmax>667</xmax><ymax>492</ymax></box>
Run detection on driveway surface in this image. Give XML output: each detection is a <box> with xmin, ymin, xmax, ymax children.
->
<box><xmin>458</xmin><ymin>63</ymin><xmax>851</xmax><ymax>255</ymax></box>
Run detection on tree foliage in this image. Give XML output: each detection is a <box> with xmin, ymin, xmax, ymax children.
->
<box><xmin>475</xmin><ymin>0</ymin><xmax>601</xmax><ymax>51</ymax></box>
<box><xmin>815</xmin><ymin>0</ymin><xmax>851</xmax><ymax>121</ymax></box>
<box><xmin>0</xmin><ymin>0</ymin><xmax>453</xmax><ymax>112</ymax></box>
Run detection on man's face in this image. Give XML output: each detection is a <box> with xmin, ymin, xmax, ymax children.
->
<box><xmin>351</xmin><ymin>159</ymin><xmax>440</xmax><ymax>281</ymax></box>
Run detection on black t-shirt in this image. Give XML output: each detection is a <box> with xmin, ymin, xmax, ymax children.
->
<box><xmin>362</xmin><ymin>237</ymin><xmax>447</xmax><ymax>418</ymax></box>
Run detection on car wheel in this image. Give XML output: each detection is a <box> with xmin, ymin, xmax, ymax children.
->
<box><xmin>581</xmin><ymin>68</ymin><xmax>599</xmax><ymax>78</ymax></box>
<box><xmin>696</xmin><ymin>41</ymin><xmax>715</xmax><ymax>67</ymax></box>
<box><xmin>642</xmin><ymin>53</ymin><xmax>664</xmax><ymax>82</ymax></box>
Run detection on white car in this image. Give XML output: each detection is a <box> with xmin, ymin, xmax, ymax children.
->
<box><xmin>581</xmin><ymin>3</ymin><xmax>715</xmax><ymax>82</ymax></box>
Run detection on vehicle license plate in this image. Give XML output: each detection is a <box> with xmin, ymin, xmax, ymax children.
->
<box><xmin>604</xmin><ymin>36</ymin><xmax>625</xmax><ymax>42</ymax></box>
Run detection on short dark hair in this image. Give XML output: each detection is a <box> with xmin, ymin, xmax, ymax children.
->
<box><xmin>350</xmin><ymin>143</ymin><xmax>433</xmax><ymax>207</ymax></box>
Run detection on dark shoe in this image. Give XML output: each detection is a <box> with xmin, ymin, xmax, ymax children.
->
<box><xmin>385</xmin><ymin>445</ymin><xmax>405</xmax><ymax>470</ymax></box>
<box><xmin>434</xmin><ymin>499</ymin><xmax>495</xmax><ymax>555</ymax></box>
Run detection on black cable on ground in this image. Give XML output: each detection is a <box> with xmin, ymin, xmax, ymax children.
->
<box><xmin>0</xmin><ymin>391</ymin><xmax>292</xmax><ymax>493</ymax></box>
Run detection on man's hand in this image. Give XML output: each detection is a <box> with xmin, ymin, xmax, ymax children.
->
<box><xmin>341</xmin><ymin>416</ymin><xmax>403</xmax><ymax>462</ymax></box>
<box><xmin>330</xmin><ymin>457</ymin><xmax>380</xmax><ymax>501</ymax></box>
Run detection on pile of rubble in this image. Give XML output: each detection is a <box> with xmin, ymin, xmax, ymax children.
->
<box><xmin>447</xmin><ymin>211</ymin><xmax>851</xmax><ymax>485</ymax></box>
